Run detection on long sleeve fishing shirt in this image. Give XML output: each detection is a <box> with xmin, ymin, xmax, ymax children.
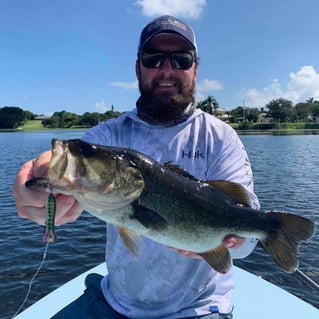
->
<box><xmin>82</xmin><ymin>108</ymin><xmax>259</xmax><ymax>318</ymax></box>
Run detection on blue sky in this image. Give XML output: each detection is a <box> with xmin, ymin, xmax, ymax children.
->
<box><xmin>1</xmin><ymin>0</ymin><xmax>319</xmax><ymax>115</ymax></box>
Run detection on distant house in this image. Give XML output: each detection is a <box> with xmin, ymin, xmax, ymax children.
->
<box><xmin>257</xmin><ymin>113</ymin><xmax>273</xmax><ymax>124</ymax></box>
<box><xmin>215</xmin><ymin>108</ymin><xmax>230</xmax><ymax>122</ymax></box>
<box><xmin>34</xmin><ymin>115</ymin><xmax>51</xmax><ymax>120</ymax></box>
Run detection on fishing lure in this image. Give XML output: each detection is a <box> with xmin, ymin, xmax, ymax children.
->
<box><xmin>43</xmin><ymin>192</ymin><xmax>57</xmax><ymax>242</ymax></box>
<box><xmin>12</xmin><ymin>193</ymin><xmax>57</xmax><ymax>317</ymax></box>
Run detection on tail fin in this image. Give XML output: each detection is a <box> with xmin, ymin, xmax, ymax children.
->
<box><xmin>260</xmin><ymin>211</ymin><xmax>315</xmax><ymax>273</ymax></box>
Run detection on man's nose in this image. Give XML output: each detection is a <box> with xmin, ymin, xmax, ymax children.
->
<box><xmin>160</xmin><ymin>57</ymin><xmax>174</xmax><ymax>71</ymax></box>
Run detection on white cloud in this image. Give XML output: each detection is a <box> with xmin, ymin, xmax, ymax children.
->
<box><xmin>135</xmin><ymin>0</ymin><xmax>207</xmax><ymax>19</ymax></box>
<box><xmin>110</xmin><ymin>81</ymin><xmax>138</xmax><ymax>89</ymax></box>
<box><xmin>241</xmin><ymin>65</ymin><xmax>319</xmax><ymax>108</ymax></box>
<box><xmin>240</xmin><ymin>79</ymin><xmax>283</xmax><ymax>108</ymax></box>
<box><xmin>95</xmin><ymin>99</ymin><xmax>107</xmax><ymax>113</ymax></box>
<box><xmin>196</xmin><ymin>78</ymin><xmax>224</xmax><ymax>101</ymax></box>
<box><xmin>288</xmin><ymin>66</ymin><xmax>319</xmax><ymax>101</ymax></box>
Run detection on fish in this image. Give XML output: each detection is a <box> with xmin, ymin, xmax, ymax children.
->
<box><xmin>25</xmin><ymin>138</ymin><xmax>316</xmax><ymax>274</ymax></box>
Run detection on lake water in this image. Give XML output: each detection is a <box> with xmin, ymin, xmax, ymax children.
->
<box><xmin>0</xmin><ymin>131</ymin><xmax>318</xmax><ymax>318</ymax></box>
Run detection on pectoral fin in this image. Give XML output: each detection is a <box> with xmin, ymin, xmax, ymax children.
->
<box><xmin>118</xmin><ymin>227</ymin><xmax>140</xmax><ymax>258</ymax></box>
<box><xmin>198</xmin><ymin>245</ymin><xmax>231</xmax><ymax>274</ymax></box>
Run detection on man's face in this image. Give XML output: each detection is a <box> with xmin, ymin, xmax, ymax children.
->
<box><xmin>135</xmin><ymin>33</ymin><xmax>198</xmax><ymax>125</ymax></box>
<box><xmin>136</xmin><ymin>33</ymin><xmax>197</xmax><ymax>95</ymax></box>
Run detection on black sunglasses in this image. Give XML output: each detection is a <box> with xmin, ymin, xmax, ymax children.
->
<box><xmin>140</xmin><ymin>51</ymin><xmax>195</xmax><ymax>70</ymax></box>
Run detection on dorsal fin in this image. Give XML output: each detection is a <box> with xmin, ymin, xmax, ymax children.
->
<box><xmin>207</xmin><ymin>180</ymin><xmax>251</xmax><ymax>207</ymax></box>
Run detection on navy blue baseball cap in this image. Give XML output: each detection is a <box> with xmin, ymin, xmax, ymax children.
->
<box><xmin>138</xmin><ymin>15</ymin><xmax>198</xmax><ymax>53</ymax></box>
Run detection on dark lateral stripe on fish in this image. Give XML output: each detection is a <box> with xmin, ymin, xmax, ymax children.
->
<box><xmin>131</xmin><ymin>201</ymin><xmax>168</xmax><ymax>230</ymax></box>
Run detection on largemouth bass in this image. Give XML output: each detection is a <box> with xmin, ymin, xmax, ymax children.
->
<box><xmin>26</xmin><ymin>139</ymin><xmax>316</xmax><ymax>274</ymax></box>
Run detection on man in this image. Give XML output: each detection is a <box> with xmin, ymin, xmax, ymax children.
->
<box><xmin>13</xmin><ymin>15</ymin><xmax>259</xmax><ymax>319</ymax></box>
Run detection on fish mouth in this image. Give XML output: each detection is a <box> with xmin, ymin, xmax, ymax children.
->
<box><xmin>44</xmin><ymin>139</ymin><xmax>80</xmax><ymax>190</ymax></box>
<box><xmin>25</xmin><ymin>139</ymin><xmax>78</xmax><ymax>193</ymax></box>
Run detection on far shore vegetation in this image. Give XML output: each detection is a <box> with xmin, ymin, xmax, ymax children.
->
<box><xmin>1</xmin><ymin>96</ymin><xmax>319</xmax><ymax>134</ymax></box>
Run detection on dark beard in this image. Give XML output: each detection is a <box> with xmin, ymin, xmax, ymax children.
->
<box><xmin>136</xmin><ymin>78</ymin><xmax>196</xmax><ymax>126</ymax></box>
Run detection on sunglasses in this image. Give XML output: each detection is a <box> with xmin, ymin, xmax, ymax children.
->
<box><xmin>140</xmin><ymin>51</ymin><xmax>195</xmax><ymax>70</ymax></box>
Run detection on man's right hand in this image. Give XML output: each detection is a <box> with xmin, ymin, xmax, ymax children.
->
<box><xmin>12</xmin><ymin>151</ymin><xmax>82</xmax><ymax>226</ymax></box>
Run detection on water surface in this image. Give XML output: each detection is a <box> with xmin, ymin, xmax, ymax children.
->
<box><xmin>0</xmin><ymin>132</ymin><xmax>318</xmax><ymax>318</ymax></box>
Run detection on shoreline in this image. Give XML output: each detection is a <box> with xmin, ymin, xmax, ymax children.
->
<box><xmin>237</xmin><ymin>129</ymin><xmax>319</xmax><ymax>135</ymax></box>
<box><xmin>3</xmin><ymin>128</ymin><xmax>319</xmax><ymax>136</ymax></box>
<box><xmin>2</xmin><ymin>119</ymin><xmax>319</xmax><ymax>135</ymax></box>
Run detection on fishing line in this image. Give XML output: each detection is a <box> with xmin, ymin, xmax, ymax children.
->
<box><xmin>12</xmin><ymin>191</ymin><xmax>56</xmax><ymax>317</ymax></box>
<box><xmin>11</xmin><ymin>242</ymin><xmax>50</xmax><ymax>318</ymax></box>
<box><xmin>295</xmin><ymin>268</ymin><xmax>319</xmax><ymax>294</ymax></box>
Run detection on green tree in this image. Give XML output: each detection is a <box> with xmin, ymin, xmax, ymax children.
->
<box><xmin>0</xmin><ymin>106</ymin><xmax>26</xmax><ymax>128</ymax></box>
<box><xmin>245</xmin><ymin>108</ymin><xmax>261</xmax><ymax>123</ymax></box>
<box><xmin>312</xmin><ymin>100</ymin><xmax>319</xmax><ymax>117</ymax></box>
<box><xmin>42</xmin><ymin>110</ymin><xmax>80</xmax><ymax>128</ymax></box>
<box><xmin>293</xmin><ymin>102</ymin><xmax>312</xmax><ymax>121</ymax></box>
<box><xmin>103</xmin><ymin>110</ymin><xmax>122</xmax><ymax>121</ymax></box>
<box><xmin>227</xmin><ymin>106</ymin><xmax>260</xmax><ymax>124</ymax></box>
<box><xmin>197</xmin><ymin>96</ymin><xmax>219</xmax><ymax>115</ymax></box>
<box><xmin>265</xmin><ymin>98</ymin><xmax>293</xmax><ymax>122</ymax></box>
<box><xmin>79</xmin><ymin>112</ymin><xmax>102</xmax><ymax>127</ymax></box>
<box><xmin>23</xmin><ymin>110</ymin><xmax>36</xmax><ymax>120</ymax></box>
<box><xmin>228</xmin><ymin>106</ymin><xmax>244</xmax><ymax>123</ymax></box>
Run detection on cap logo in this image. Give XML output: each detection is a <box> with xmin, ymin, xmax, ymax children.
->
<box><xmin>147</xmin><ymin>17</ymin><xmax>187</xmax><ymax>32</ymax></box>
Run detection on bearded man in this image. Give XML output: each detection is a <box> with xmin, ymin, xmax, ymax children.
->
<box><xmin>13</xmin><ymin>15</ymin><xmax>259</xmax><ymax>319</ymax></box>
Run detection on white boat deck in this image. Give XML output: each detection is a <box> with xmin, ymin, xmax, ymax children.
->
<box><xmin>15</xmin><ymin>263</ymin><xmax>318</xmax><ymax>319</ymax></box>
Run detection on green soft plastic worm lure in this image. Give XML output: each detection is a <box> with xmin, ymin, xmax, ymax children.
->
<box><xmin>43</xmin><ymin>192</ymin><xmax>56</xmax><ymax>243</ymax></box>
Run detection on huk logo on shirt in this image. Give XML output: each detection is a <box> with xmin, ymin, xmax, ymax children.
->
<box><xmin>181</xmin><ymin>150</ymin><xmax>205</xmax><ymax>159</ymax></box>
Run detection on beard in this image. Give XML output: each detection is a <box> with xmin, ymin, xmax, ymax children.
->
<box><xmin>136</xmin><ymin>76</ymin><xmax>196</xmax><ymax>126</ymax></box>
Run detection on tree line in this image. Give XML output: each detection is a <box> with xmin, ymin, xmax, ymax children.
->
<box><xmin>0</xmin><ymin>107</ymin><xmax>122</xmax><ymax>129</ymax></box>
<box><xmin>1</xmin><ymin>96</ymin><xmax>319</xmax><ymax>129</ymax></box>
<box><xmin>197</xmin><ymin>96</ymin><xmax>319</xmax><ymax>123</ymax></box>
<box><xmin>41</xmin><ymin>109</ymin><xmax>122</xmax><ymax>129</ymax></box>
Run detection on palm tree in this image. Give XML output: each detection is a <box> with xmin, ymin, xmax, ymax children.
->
<box><xmin>197</xmin><ymin>95</ymin><xmax>219</xmax><ymax>115</ymax></box>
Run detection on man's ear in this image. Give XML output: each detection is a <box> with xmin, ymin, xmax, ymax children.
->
<box><xmin>135</xmin><ymin>60</ymin><xmax>141</xmax><ymax>80</ymax></box>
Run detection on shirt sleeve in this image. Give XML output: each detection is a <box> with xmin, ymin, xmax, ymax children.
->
<box><xmin>207</xmin><ymin>127</ymin><xmax>260</xmax><ymax>259</ymax></box>
<box><xmin>82</xmin><ymin>122</ymin><xmax>112</xmax><ymax>145</ymax></box>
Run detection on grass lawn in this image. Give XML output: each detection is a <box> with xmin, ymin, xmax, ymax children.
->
<box><xmin>20</xmin><ymin>120</ymin><xmax>47</xmax><ymax>130</ymax></box>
